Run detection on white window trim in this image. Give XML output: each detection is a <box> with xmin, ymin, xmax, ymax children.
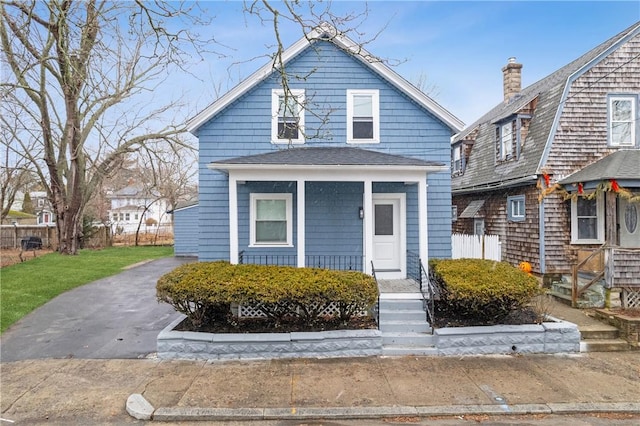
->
<box><xmin>451</xmin><ymin>205</ymin><xmax>458</xmax><ymax>222</ymax></box>
<box><xmin>452</xmin><ymin>145</ymin><xmax>462</xmax><ymax>173</ymax></box>
<box><xmin>347</xmin><ymin>89</ymin><xmax>380</xmax><ymax>144</ymax></box>
<box><xmin>271</xmin><ymin>89</ymin><xmax>305</xmax><ymax>144</ymax></box>
<box><xmin>507</xmin><ymin>195</ymin><xmax>525</xmax><ymax>222</ymax></box>
<box><xmin>571</xmin><ymin>193</ymin><xmax>605</xmax><ymax>244</ymax></box>
<box><xmin>249</xmin><ymin>193</ymin><xmax>293</xmax><ymax>247</ymax></box>
<box><xmin>500</xmin><ymin>121</ymin><xmax>513</xmax><ymax>160</ymax></box>
<box><xmin>608</xmin><ymin>95</ymin><xmax>636</xmax><ymax>147</ymax></box>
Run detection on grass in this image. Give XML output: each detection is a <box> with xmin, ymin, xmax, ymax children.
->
<box><xmin>0</xmin><ymin>246</ymin><xmax>173</xmax><ymax>333</ymax></box>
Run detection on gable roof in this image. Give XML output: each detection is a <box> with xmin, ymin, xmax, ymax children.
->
<box><xmin>211</xmin><ymin>147</ymin><xmax>444</xmax><ymax>168</ymax></box>
<box><xmin>452</xmin><ymin>21</ymin><xmax>640</xmax><ymax>193</ymax></box>
<box><xmin>560</xmin><ymin>150</ymin><xmax>640</xmax><ymax>184</ymax></box>
<box><xmin>187</xmin><ymin>23</ymin><xmax>464</xmax><ymax>134</ymax></box>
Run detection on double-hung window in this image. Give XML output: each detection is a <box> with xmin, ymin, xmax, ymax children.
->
<box><xmin>497</xmin><ymin>121</ymin><xmax>513</xmax><ymax>160</ymax></box>
<box><xmin>250</xmin><ymin>193</ymin><xmax>293</xmax><ymax>246</ymax></box>
<box><xmin>507</xmin><ymin>195</ymin><xmax>525</xmax><ymax>222</ymax></box>
<box><xmin>347</xmin><ymin>89</ymin><xmax>379</xmax><ymax>143</ymax></box>
<box><xmin>571</xmin><ymin>194</ymin><xmax>604</xmax><ymax>244</ymax></box>
<box><xmin>272</xmin><ymin>89</ymin><xmax>305</xmax><ymax>144</ymax></box>
<box><xmin>609</xmin><ymin>95</ymin><xmax>637</xmax><ymax>146</ymax></box>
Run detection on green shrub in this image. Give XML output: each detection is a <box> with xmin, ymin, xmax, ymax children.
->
<box><xmin>157</xmin><ymin>261</ymin><xmax>378</xmax><ymax>328</ymax></box>
<box><xmin>430</xmin><ymin>259</ymin><xmax>541</xmax><ymax>325</ymax></box>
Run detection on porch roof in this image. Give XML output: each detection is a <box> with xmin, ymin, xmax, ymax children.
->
<box><xmin>560</xmin><ymin>150</ymin><xmax>640</xmax><ymax>185</ymax></box>
<box><xmin>210</xmin><ymin>147</ymin><xmax>445</xmax><ymax>172</ymax></box>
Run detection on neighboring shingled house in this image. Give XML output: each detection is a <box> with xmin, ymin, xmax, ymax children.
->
<box><xmin>185</xmin><ymin>23</ymin><xmax>463</xmax><ymax>279</ymax></box>
<box><xmin>451</xmin><ymin>22</ymin><xmax>640</xmax><ymax>306</ymax></box>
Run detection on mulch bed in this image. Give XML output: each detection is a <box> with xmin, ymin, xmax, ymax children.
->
<box><xmin>175</xmin><ymin>316</ymin><xmax>378</xmax><ymax>334</ymax></box>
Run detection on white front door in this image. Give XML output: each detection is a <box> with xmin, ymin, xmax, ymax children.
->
<box><xmin>619</xmin><ymin>197</ymin><xmax>640</xmax><ymax>248</ymax></box>
<box><xmin>372</xmin><ymin>194</ymin><xmax>404</xmax><ymax>275</ymax></box>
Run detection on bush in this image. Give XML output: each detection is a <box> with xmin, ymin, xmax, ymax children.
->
<box><xmin>430</xmin><ymin>259</ymin><xmax>541</xmax><ymax>325</ymax></box>
<box><xmin>157</xmin><ymin>261</ymin><xmax>378</xmax><ymax>328</ymax></box>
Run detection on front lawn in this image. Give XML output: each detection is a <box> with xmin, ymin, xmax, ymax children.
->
<box><xmin>0</xmin><ymin>246</ymin><xmax>172</xmax><ymax>333</ymax></box>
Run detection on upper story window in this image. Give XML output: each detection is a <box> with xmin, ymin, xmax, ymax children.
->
<box><xmin>452</xmin><ymin>145</ymin><xmax>462</xmax><ymax>174</ymax></box>
<box><xmin>609</xmin><ymin>95</ymin><xmax>637</xmax><ymax>146</ymax></box>
<box><xmin>571</xmin><ymin>193</ymin><xmax>604</xmax><ymax>244</ymax></box>
<box><xmin>496</xmin><ymin>120</ymin><xmax>514</xmax><ymax>161</ymax></box>
<box><xmin>347</xmin><ymin>89</ymin><xmax>379</xmax><ymax>143</ymax></box>
<box><xmin>250</xmin><ymin>193</ymin><xmax>293</xmax><ymax>247</ymax></box>
<box><xmin>507</xmin><ymin>195</ymin><xmax>525</xmax><ymax>222</ymax></box>
<box><xmin>272</xmin><ymin>89</ymin><xmax>305</xmax><ymax>144</ymax></box>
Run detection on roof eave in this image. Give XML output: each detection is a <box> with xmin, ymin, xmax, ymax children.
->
<box><xmin>208</xmin><ymin>163</ymin><xmax>447</xmax><ymax>174</ymax></box>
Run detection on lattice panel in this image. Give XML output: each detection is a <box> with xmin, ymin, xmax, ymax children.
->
<box><xmin>238</xmin><ymin>302</ymin><xmax>366</xmax><ymax>318</ymax></box>
<box><xmin>622</xmin><ymin>287</ymin><xmax>640</xmax><ymax>309</ymax></box>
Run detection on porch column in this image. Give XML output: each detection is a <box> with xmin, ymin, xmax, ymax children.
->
<box><xmin>418</xmin><ymin>178</ymin><xmax>428</xmax><ymax>265</ymax></box>
<box><xmin>229</xmin><ymin>175</ymin><xmax>239</xmax><ymax>264</ymax></box>
<box><xmin>297</xmin><ymin>179</ymin><xmax>305</xmax><ymax>268</ymax></box>
<box><xmin>364</xmin><ymin>179</ymin><xmax>373</xmax><ymax>274</ymax></box>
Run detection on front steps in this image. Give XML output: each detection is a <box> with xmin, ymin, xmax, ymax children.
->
<box><xmin>378</xmin><ymin>293</ymin><xmax>436</xmax><ymax>356</ymax></box>
<box><xmin>579</xmin><ymin>324</ymin><xmax>631</xmax><ymax>352</ymax></box>
<box><xmin>549</xmin><ymin>275</ymin><xmax>606</xmax><ymax>308</ymax></box>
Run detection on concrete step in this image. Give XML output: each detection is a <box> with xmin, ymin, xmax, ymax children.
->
<box><xmin>580</xmin><ymin>339</ymin><xmax>630</xmax><ymax>352</ymax></box>
<box><xmin>379</xmin><ymin>309</ymin><xmax>426</xmax><ymax>322</ymax></box>
<box><xmin>381</xmin><ymin>332</ymin><xmax>435</xmax><ymax>346</ymax></box>
<box><xmin>382</xmin><ymin>345</ymin><xmax>438</xmax><ymax>356</ymax></box>
<box><xmin>379</xmin><ymin>298</ymin><xmax>424</xmax><ymax>311</ymax></box>
<box><xmin>580</xmin><ymin>325</ymin><xmax>620</xmax><ymax>340</ymax></box>
<box><xmin>379</xmin><ymin>320</ymin><xmax>431</xmax><ymax>333</ymax></box>
<box><xmin>549</xmin><ymin>291</ymin><xmax>604</xmax><ymax>309</ymax></box>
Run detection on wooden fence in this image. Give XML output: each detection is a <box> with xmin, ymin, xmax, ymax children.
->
<box><xmin>451</xmin><ymin>233</ymin><xmax>502</xmax><ymax>261</ymax></box>
<box><xmin>0</xmin><ymin>224</ymin><xmax>110</xmax><ymax>250</ymax></box>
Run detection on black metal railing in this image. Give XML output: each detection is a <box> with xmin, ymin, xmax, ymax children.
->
<box><xmin>407</xmin><ymin>250</ymin><xmax>436</xmax><ymax>333</ymax></box>
<box><xmin>370</xmin><ymin>260</ymin><xmax>380</xmax><ymax>327</ymax></box>
<box><xmin>238</xmin><ymin>251</ymin><xmax>364</xmax><ymax>272</ymax></box>
<box><xmin>238</xmin><ymin>251</ymin><xmax>297</xmax><ymax>267</ymax></box>
<box><xmin>306</xmin><ymin>255</ymin><xmax>363</xmax><ymax>271</ymax></box>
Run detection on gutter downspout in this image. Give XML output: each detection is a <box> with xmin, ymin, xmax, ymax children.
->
<box><xmin>539</xmin><ymin>195</ymin><xmax>546</xmax><ymax>274</ymax></box>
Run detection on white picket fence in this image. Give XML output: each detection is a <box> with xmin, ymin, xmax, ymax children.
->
<box><xmin>451</xmin><ymin>233</ymin><xmax>502</xmax><ymax>261</ymax></box>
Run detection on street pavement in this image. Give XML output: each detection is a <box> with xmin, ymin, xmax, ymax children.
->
<box><xmin>0</xmin><ymin>256</ymin><xmax>195</xmax><ymax>361</ymax></box>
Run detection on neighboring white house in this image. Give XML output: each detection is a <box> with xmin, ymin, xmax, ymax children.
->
<box><xmin>29</xmin><ymin>191</ymin><xmax>55</xmax><ymax>225</ymax></box>
<box><xmin>107</xmin><ymin>184</ymin><xmax>171</xmax><ymax>234</ymax></box>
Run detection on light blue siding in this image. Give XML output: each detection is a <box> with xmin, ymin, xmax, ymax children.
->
<box><xmin>196</xmin><ymin>41</ymin><xmax>454</xmax><ymax>262</ymax></box>
<box><xmin>172</xmin><ymin>205</ymin><xmax>199</xmax><ymax>257</ymax></box>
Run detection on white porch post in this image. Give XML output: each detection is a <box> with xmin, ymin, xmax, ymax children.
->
<box><xmin>297</xmin><ymin>179</ymin><xmax>306</xmax><ymax>268</ymax></box>
<box><xmin>229</xmin><ymin>174</ymin><xmax>239</xmax><ymax>264</ymax></box>
<box><xmin>363</xmin><ymin>179</ymin><xmax>373</xmax><ymax>274</ymax></box>
<box><xmin>418</xmin><ymin>178</ymin><xmax>428</xmax><ymax>266</ymax></box>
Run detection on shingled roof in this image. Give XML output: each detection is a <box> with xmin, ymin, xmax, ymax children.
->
<box><xmin>560</xmin><ymin>150</ymin><xmax>640</xmax><ymax>184</ymax></box>
<box><xmin>211</xmin><ymin>147</ymin><xmax>444</xmax><ymax>168</ymax></box>
<box><xmin>452</xmin><ymin>21</ymin><xmax>640</xmax><ymax>193</ymax></box>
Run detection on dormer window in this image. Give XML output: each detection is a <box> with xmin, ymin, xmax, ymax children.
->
<box><xmin>608</xmin><ymin>95</ymin><xmax>637</xmax><ymax>146</ymax></box>
<box><xmin>272</xmin><ymin>89</ymin><xmax>305</xmax><ymax>144</ymax></box>
<box><xmin>496</xmin><ymin>120</ymin><xmax>514</xmax><ymax>161</ymax></box>
<box><xmin>347</xmin><ymin>89</ymin><xmax>379</xmax><ymax>143</ymax></box>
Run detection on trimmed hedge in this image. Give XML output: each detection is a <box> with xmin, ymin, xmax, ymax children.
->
<box><xmin>157</xmin><ymin>261</ymin><xmax>378</xmax><ymax>327</ymax></box>
<box><xmin>430</xmin><ymin>259</ymin><xmax>541</xmax><ymax>325</ymax></box>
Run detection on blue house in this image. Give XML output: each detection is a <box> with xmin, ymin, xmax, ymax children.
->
<box><xmin>185</xmin><ymin>24</ymin><xmax>463</xmax><ymax>280</ymax></box>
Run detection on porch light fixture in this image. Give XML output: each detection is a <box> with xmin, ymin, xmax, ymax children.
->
<box><xmin>359</xmin><ymin>206</ymin><xmax>364</xmax><ymax>219</ymax></box>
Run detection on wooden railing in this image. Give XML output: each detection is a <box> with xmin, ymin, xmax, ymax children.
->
<box><xmin>572</xmin><ymin>244</ymin><xmax>606</xmax><ymax>307</ymax></box>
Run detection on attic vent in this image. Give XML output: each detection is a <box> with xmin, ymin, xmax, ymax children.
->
<box><xmin>319</xmin><ymin>31</ymin><xmax>331</xmax><ymax>40</ymax></box>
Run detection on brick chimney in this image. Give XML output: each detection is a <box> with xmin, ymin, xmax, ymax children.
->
<box><xmin>502</xmin><ymin>57</ymin><xmax>522</xmax><ymax>103</ymax></box>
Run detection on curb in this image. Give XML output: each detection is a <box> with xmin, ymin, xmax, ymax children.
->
<box><xmin>126</xmin><ymin>394</ymin><xmax>640</xmax><ymax>422</ymax></box>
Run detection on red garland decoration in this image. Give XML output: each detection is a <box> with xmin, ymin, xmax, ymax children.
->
<box><xmin>611</xmin><ymin>179</ymin><xmax>619</xmax><ymax>192</ymax></box>
<box><xmin>543</xmin><ymin>173</ymin><xmax>551</xmax><ymax>187</ymax></box>
<box><xmin>578</xmin><ymin>183</ymin><xmax>584</xmax><ymax>194</ymax></box>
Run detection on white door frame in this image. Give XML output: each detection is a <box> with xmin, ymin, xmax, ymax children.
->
<box><xmin>619</xmin><ymin>197</ymin><xmax>640</xmax><ymax>248</ymax></box>
<box><xmin>370</xmin><ymin>193</ymin><xmax>406</xmax><ymax>279</ymax></box>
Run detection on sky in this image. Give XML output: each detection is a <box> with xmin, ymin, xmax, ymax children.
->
<box><xmin>177</xmin><ymin>0</ymin><xmax>640</xmax><ymax>127</ymax></box>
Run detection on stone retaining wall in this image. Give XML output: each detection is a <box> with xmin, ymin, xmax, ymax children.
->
<box><xmin>434</xmin><ymin>318</ymin><xmax>580</xmax><ymax>356</ymax></box>
<box><xmin>157</xmin><ymin>316</ymin><xmax>383</xmax><ymax>360</ymax></box>
<box><xmin>593</xmin><ymin>309</ymin><xmax>640</xmax><ymax>348</ymax></box>
<box><xmin>157</xmin><ymin>316</ymin><xmax>580</xmax><ymax>360</ymax></box>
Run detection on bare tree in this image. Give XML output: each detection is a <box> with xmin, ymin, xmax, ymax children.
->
<box><xmin>0</xmin><ymin>0</ymin><xmax>214</xmax><ymax>254</ymax></box>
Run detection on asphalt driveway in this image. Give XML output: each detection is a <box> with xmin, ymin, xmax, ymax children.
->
<box><xmin>0</xmin><ymin>256</ymin><xmax>195</xmax><ymax>362</ymax></box>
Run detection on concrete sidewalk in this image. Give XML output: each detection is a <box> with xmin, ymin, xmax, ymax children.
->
<box><xmin>2</xmin><ymin>352</ymin><xmax>639</xmax><ymax>423</ymax></box>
